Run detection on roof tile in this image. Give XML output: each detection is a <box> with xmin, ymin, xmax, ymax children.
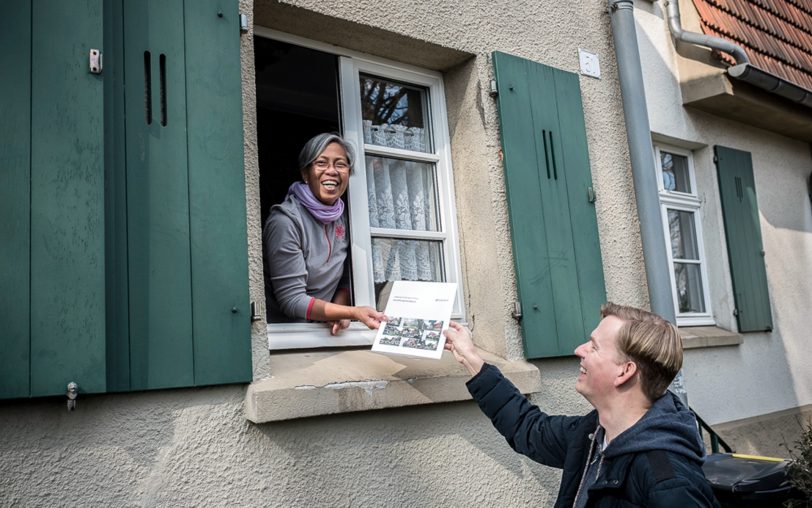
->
<box><xmin>690</xmin><ymin>0</ymin><xmax>812</xmax><ymax>91</ymax></box>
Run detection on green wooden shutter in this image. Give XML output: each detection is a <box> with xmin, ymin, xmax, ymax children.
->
<box><xmin>0</xmin><ymin>1</ymin><xmax>33</xmax><ymax>399</ymax></box>
<box><xmin>0</xmin><ymin>0</ymin><xmax>249</xmax><ymax>399</ymax></box>
<box><xmin>123</xmin><ymin>0</ymin><xmax>195</xmax><ymax>390</ymax></box>
<box><xmin>714</xmin><ymin>146</ymin><xmax>773</xmax><ymax>332</ymax></box>
<box><xmin>493</xmin><ymin>51</ymin><xmax>606</xmax><ymax>358</ymax></box>
<box><xmin>185</xmin><ymin>0</ymin><xmax>252</xmax><ymax>385</ymax></box>
<box><xmin>121</xmin><ymin>0</ymin><xmax>250</xmax><ymax>389</ymax></box>
<box><xmin>0</xmin><ymin>0</ymin><xmax>108</xmax><ymax>398</ymax></box>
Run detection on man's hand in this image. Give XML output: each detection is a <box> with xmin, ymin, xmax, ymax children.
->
<box><xmin>444</xmin><ymin>321</ymin><xmax>484</xmax><ymax>376</ymax></box>
<box><xmin>352</xmin><ymin>306</ymin><xmax>387</xmax><ymax>330</ymax></box>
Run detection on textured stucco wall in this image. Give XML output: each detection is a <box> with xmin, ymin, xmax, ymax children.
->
<box><xmin>2</xmin><ymin>1</ymin><xmax>643</xmax><ymax>506</ymax></box>
<box><xmin>636</xmin><ymin>0</ymin><xmax>812</xmax><ymax>425</ymax></box>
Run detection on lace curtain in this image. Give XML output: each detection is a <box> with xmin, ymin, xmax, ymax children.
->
<box><xmin>362</xmin><ymin>122</ymin><xmax>437</xmax><ymax>283</ymax></box>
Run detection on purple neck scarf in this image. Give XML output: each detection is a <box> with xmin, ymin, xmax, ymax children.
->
<box><xmin>288</xmin><ymin>181</ymin><xmax>344</xmax><ymax>224</ymax></box>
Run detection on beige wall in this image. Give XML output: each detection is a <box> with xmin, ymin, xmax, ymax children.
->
<box><xmin>1</xmin><ymin>1</ymin><xmax>641</xmax><ymax>505</ymax></box>
<box><xmin>635</xmin><ymin>0</ymin><xmax>812</xmax><ymax>427</ymax></box>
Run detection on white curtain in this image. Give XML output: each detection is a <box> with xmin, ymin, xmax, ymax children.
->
<box><xmin>363</xmin><ymin>122</ymin><xmax>435</xmax><ymax>283</ymax></box>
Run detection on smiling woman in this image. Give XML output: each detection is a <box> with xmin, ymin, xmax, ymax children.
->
<box><xmin>263</xmin><ymin>133</ymin><xmax>387</xmax><ymax>335</ymax></box>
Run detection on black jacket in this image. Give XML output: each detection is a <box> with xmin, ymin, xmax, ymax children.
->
<box><xmin>467</xmin><ymin>363</ymin><xmax>719</xmax><ymax>508</ymax></box>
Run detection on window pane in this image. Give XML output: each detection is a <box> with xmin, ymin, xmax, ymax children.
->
<box><xmin>360</xmin><ymin>75</ymin><xmax>431</xmax><ymax>153</ymax></box>
<box><xmin>372</xmin><ymin>238</ymin><xmax>443</xmax><ymax>286</ymax></box>
<box><xmin>660</xmin><ymin>151</ymin><xmax>691</xmax><ymax>193</ymax></box>
<box><xmin>366</xmin><ymin>156</ymin><xmax>439</xmax><ymax>232</ymax></box>
<box><xmin>667</xmin><ymin>209</ymin><xmax>699</xmax><ymax>260</ymax></box>
<box><xmin>674</xmin><ymin>262</ymin><xmax>705</xmax><ymax>313</ymax></box>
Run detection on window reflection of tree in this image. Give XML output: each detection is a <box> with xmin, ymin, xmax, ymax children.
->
<box><xmin>360</xmin><ymin>77</ymin><xmax>424</xmax><ymax>127</ymax></box>
<box><xmin>669</xmin><ymin>210</ymin><xmax>681</xmax><ymax>257</ymax></box>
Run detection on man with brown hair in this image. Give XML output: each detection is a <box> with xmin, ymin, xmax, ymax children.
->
<box><xmin>444</xmin><ymin>302</ymin><xmax>718</xmax><ymax>507</ymax></box>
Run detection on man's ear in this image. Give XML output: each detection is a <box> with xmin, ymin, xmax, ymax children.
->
<box><xmin>614</xmin><ymin>360</ymin><xmax>638</xmax><ymax>388</ymax></box>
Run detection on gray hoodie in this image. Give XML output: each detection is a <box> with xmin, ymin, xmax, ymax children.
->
<box><xmin>263</xmin><ymin>194</ymin><xmax>349</xmax><ymax>322</ymax></box>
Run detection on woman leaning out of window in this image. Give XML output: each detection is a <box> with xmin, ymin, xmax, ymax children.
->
<box><xmin>263</xmin><ymin>133</ymin><xmax>387</xmax><ymax>335</ymax></box>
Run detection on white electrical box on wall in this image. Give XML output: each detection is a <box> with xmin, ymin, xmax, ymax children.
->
<box><xmin>578</xmin><ymin>49</ymin><xmax>601</xmax><ymax>78</ymax></box>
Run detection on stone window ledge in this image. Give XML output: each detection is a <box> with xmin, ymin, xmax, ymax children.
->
<box><xmin>679</xmin><ymin>326</ymin><xmax>742</xmax><ymax>349</ymax></box>
<box><xmin>245</xmin><ymin>349</ymin><xmax>541</xmax><ymax>423</ymax></box>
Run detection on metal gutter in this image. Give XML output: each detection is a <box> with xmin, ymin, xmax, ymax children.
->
<box><xmin>728</xmin><ymin>64</ymin><xmax>812</xmax><ymax>108</ymax></box>
<box><xmin>665</xmin><ymin>0</ymin><xmax>812</xmax><ymax>109</ymax></box>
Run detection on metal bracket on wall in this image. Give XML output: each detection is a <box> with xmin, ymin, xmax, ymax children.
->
<box><xmin>240</xmin><ymin>12</ymin><xmax>249</xmax><ymax>33</ymax></box>
<box><xmin>251</xmin><ymin>301</ymin><xmax>264</xmax><ymax>322</ymax></box>
<box><xmin>511</xmin><ymin>301</ymin><xmax>522</xmax><ymax>321</ymax></box>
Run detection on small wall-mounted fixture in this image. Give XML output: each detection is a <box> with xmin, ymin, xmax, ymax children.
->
<box><xmin>240</xmin><ymin>13</ymin><xmax>249</xmax><ymax>33</ymax></box>
<box><xmin>578</xmin><ymin>49</ymin><xmax>600</xmax><ymax>79</ymax></box>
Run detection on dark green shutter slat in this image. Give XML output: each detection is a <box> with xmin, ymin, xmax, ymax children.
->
<box><xmin>124</xmin><ymin>0</ymin><xmax>194</xmax><ymax>390</ymax></box>
<box><xmin>104</xmin><ymin>0</ymin><xmax>131</xmax><ymax>392</ymax></box>
<box><xmin>715</xmin><ymin>146</ymin><xmax>772</xmax><ymax>332</ymax></box>
<box><xmin>185</xmin><ymin>0</ymin><xmax>251</xmax><ymax>385</ymax></box>
<box><xmin>526</xmin><ymin>62</ymin><xmax>586</xmax><ymax>355</ymax></box>
<box><xmin>493</xmin><ymin>51</ymin><xmax>606</xmax><ymax>358</ymax></box>
<box><xmin>0</xmin><ymin>1</ymin><xmax>32</xmax><ymax>398</ymax></box>
<box><xmin>30</xmin><ymin>0</ymin><xmax>107</xmax><ymax>396</ymax></box>
<box><xmin>553</xmin><ymin>70</ymin><xmax>606</xmax><ymax>340</ymax></box>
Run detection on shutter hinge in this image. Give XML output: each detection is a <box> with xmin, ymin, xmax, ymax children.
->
<box><xmin>511</xmin><ymin>301</ymin><xmax>522</xmax><ymax>321</ymax></box>
<box><xmin>489</xmin><ymin>79</ymin><xmax>498</xmax><ymax>97</ymax></box>
<box><xmin>587</xmin><ymin>186</ymin><xmax>596</xmax><ymax>203</ymax></box>
<box><xmin>713</xmin><ymin>155</ymin><xmax>718</xmax><ymax>164</ymax></box>
<box><xmin>89</xmin><ymin>49</ymin><xmax>102</xmax><ymax>74</ymax></box>
<box><xmin>251</xmin><ymin>301</ymin><xmax>264</xmax><ymax>322</ymax></box>
<box><xmin>733</xmin><ymin>308</ymin><xmax>739</xmax><ymax>316</ymax></box>
<box><xmin>239</xmin><ymin>12</ymin><xmax>249</xmax><ymax>33</ymax></box>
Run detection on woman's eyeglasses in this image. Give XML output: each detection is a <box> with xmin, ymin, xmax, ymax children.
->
<box><xmin>313</xmin><ymin>159</ymin><xmax>350</xmax><ymax>172</ymax></box>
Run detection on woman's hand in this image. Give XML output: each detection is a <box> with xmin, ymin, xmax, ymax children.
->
<box><xmin>444</xmin><ymin>322</ymin><xmax>484</xmax><ymax>376</ymax></box>
<box><xmin>328</xmin><ymin>319</ymin><xmax>351</xmax><ymax>336</ymax></box>
<box><xmin>352</xmin><ymin>306</ymin><xmax>387</xmax><ymax>330</ymax></box>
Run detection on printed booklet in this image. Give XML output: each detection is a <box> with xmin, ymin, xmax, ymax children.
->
<box><xmin>371</xmin><ymin>281</ymin><xmax>458</xmax><ymax>359</ymax></box>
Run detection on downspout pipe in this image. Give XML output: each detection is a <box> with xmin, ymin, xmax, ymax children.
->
<box><xmin>666</xmin><ymin>0</ymin><xmax>812</xmax><ymax>108</ymax></box>
<box><xmin>665</xmin><ymin>0</ymin><xmax>749</xmax><ymax>65</ymax></box>
<box><xmin>607</xmin><ymin>0</ymin><xmax>677</xmax><ymax>324</ymax></box>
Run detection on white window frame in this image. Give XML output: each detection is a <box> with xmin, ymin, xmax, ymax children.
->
<box><xmin>257</xmin><ymin>28</ymin><xmax>465</xmax><ymax>349</ymax></box>
<box><xmin>654</xmin><ymin>144</ymin><xmax>714</xmax><ymax>326</ymax></box>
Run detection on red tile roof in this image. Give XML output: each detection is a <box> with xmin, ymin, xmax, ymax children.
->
<box><xmin>690</xmin><ymin>0</ymin><xmax>812</xmax><ymax>91</ymax></box>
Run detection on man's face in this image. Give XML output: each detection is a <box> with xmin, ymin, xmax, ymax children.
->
<box><xmin>574</xmin><ymin>315</ymin><xmax>627</xmax><ymax>404</ymax></box>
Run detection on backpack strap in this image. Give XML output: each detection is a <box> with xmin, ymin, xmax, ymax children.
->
<box><xmin>646</xmin><ymin>450</ymin><xmax>675</xmax><ymax>483</ymax></box>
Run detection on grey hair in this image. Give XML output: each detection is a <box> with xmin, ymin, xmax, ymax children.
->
<box><xmin>298</xmin><ymin>133</ymin><xmax>355</xmax><ymax>175</ymax></box>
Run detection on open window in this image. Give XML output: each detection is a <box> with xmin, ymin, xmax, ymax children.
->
<box><xmin>255</xmin><ymin>30</ymin><xmax>464</xmax><ymax>349</ymax></box>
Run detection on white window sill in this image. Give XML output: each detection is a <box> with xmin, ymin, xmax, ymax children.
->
<box><xmin>245</xmin><ymin>348</ymin><xmax>541</xmax><ymax>423</ymax></box>
<box><xmin>267</xmin><ymin>322</ymin><xmax>376</xmax><ymax>349</ymax></box>
<box><xmin>679</xmin><ymin>326</ymin><xmax>742</xmax><ymax>349</ymax></box>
